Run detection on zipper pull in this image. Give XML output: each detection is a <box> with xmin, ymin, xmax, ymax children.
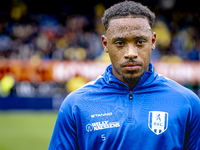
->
<box><xmin>129</xmin><ymin>91</ymin><xmax>133</xmax><ymax>100</ymax></box>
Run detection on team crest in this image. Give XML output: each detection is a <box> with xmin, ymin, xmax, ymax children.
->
<box><xmin>148</xmin><ymin>111</ymin><xmax>168</xmax><ymax>135</ymax></box>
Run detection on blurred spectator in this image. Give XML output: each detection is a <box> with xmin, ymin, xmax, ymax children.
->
<box><xmin>10</xmin><ymin>1</ymin><xmax>27</xmax><ymax>21</ymax></box>
<box><xmin>153</xmin><ymin>20</ymin><xmax>171</xmax><ymax>55</ymax></box>
<box><xmin>66</xmin><ymin>76</ymin><xmax>88</xmax><ymax>93</ymax></box>
<box><xmin>0</xmin><ymin>74</ymin><xmax>15</xmax><ymax>97</ymax></box>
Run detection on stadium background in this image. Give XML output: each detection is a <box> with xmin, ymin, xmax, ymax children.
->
<box><xmin>0</xmin><ymin>0</ymin><xmax>200</xmax><ymax>149</ymax></box>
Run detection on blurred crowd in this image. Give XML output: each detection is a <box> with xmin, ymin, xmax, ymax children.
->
<box><xmin>0</xmin><ymin>0</ymin><xmax>200</xmax><ymax>99</ymax></box>
<box><xmin>152</xmin><ymin>11</ymin><xmax>200</xmax><ymax>61</ymax></box>
<box><xmin>0</xmin><ymin>2</ymin><xmax>105</xmax><ymax>61</ymax></box>
<box><xmin>0</xmin><ymin>1</ymin><xmax>199</xmax><ymax>62</ymax></box>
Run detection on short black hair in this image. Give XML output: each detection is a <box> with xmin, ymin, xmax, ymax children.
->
<box><xmin>102</xmin><ymin>1</ymin><xmax>155</xmax><ymax>30</ymax></box>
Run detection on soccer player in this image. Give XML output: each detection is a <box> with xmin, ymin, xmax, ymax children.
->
<box><xmin>49</xmin><ymin>1</ymin><xmax>200</xmax><ymax>149</ymax></box>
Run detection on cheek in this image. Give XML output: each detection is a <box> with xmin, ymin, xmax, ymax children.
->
<box><xmin>141</xmin><ymin>48</ymin><xmax>151</xmax><ymax>57</ymax></box>
<box><xmin>139</xmin><ymin>48</ymin><xmax>152</xmax><ymax>64</ymax></box>
<box><xmin>108</xmin><ymin>51</ymin><xmax>118</xmax><ymax>65</ymax></box>
<box><xmin>107</xmin><ymin>45</ymin><xmax>122</xmax><ymax>63</ymax></box>
<box><xmin>109</xmin><ymin>49</ymin><xmax>125</xmax><ymax>65</ymax></box>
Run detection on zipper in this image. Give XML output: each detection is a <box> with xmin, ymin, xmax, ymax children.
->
<box><xmin>128</xmin><ymin>91</ymin><xmax>133</xmax><ymax>121</ymax></box>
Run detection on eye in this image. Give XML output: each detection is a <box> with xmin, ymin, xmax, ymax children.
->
<box><xmin>136</xmin><ymin>40</ymin><xmax>146</xmax><ymax>45</ymax></box>
<box><xmin>115</xmin><ymin>41</ymin><xmax>124</xmax><ymax>46</ymax></box>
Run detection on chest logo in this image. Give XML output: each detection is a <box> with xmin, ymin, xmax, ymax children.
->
<box><xmin>148</xmin><ymin>111</ymin><xmax>168</xmax><ymax>135</ymax></box>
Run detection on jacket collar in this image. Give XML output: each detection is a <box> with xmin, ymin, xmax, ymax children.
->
<box><xmin>103</xmin><ymin>62</ymin><xmax>157</xmax><ymax>92</ymax></box>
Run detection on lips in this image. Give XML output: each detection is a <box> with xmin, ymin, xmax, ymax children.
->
<box><xmin>122</xmin><ymin>62</ymin><xmax>141</xmax><ymax>71</ymax></box>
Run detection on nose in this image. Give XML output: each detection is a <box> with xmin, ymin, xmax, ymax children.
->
<box><xmin>124</xmin><ymin>44</ymin><xmax>138</xmax><ymax>59</ymax></box>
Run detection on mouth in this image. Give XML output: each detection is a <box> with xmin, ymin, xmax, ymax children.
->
<box><xmin>122</xmin><ymin>62</ymin><xmax>142</xmax><ymax>71</ymax></box>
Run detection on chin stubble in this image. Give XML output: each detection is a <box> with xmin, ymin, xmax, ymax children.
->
<box><xmin>122</xmin><ymin>73</ymin><xmax>143</xmax><ymax>85</ymax></box>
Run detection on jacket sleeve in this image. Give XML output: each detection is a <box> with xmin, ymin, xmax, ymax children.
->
<box><xmin>48</xmin><ymin>95</ymin><xmax>79</xmax><ymax>150</ymax></box>
<box><xmin>184</xmin><ymin>94</ymin><xmax>200</xmax><ymax>149</ymax></box>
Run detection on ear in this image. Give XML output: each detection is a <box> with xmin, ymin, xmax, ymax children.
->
<box><xmin>102</xmin><ymin>35</ymin><xmax>108</xmax><ymax>53</ymax></box>
<box><xmin>151</xmin><ymin>32</ymin><xmax>156</xmax><ymax>50</ymax></box>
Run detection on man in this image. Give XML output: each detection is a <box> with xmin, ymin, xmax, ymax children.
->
<box><xmin>49</xmin><ymin>1</ymin><xmax>200</xmax><ymax>149</ymax></box>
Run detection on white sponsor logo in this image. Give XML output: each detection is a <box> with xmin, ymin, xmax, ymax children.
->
<box><xmin>148</xmin><ymin>111</ymin><xmax>168</xmax><ymax>135</ymax></box>
<box><xmin>86</xmin><ymin>121</ymin><xmax>120</xmax><ymax>132</ymax></box>
<box><xmin>91</xmin><ymin>112</ymin><xmax>112</xmax><ymax>118</ymax></box>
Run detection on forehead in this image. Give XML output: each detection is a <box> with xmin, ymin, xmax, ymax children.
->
<box><xmin>107</xmin><ymin>17</ymin><xmax>151</xmax><ymax>38</ymax></box>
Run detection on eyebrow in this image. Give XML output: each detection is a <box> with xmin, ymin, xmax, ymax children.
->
<box><xmin>112</xmin><ymin>35</ymin><xmax>149</xmax><ymax>41</ymax></box>
<box><xmin>111</xmin><ymin>37</ymin><xmax>127</xmax><ymax>41</ymax></box>
<box><xmin>133</xmin><ymin>36</ymin><xmax>149</xmax><ymax>40</ymax></box>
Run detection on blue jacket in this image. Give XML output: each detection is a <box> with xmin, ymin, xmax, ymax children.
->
<box><xmin>49</xmin><ymin>62</ymin><xmax>200</xmax><ymax>150</ymax></box>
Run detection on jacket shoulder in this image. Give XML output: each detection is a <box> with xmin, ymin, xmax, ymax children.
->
<box><xmin>60</xmin><ymin>75</ymin><xmax>104</xmax><ymax>111</ymax></box>
<box><xmin>156</xmin><ymin>74</ymin><xmax>200</xmax><ymax>104</ymax></box>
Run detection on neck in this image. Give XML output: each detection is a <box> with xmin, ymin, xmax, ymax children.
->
<box><xmin>122</xmin><ymin>75</ymin><xmax>143</xmax><ymax>91</ymax></box>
